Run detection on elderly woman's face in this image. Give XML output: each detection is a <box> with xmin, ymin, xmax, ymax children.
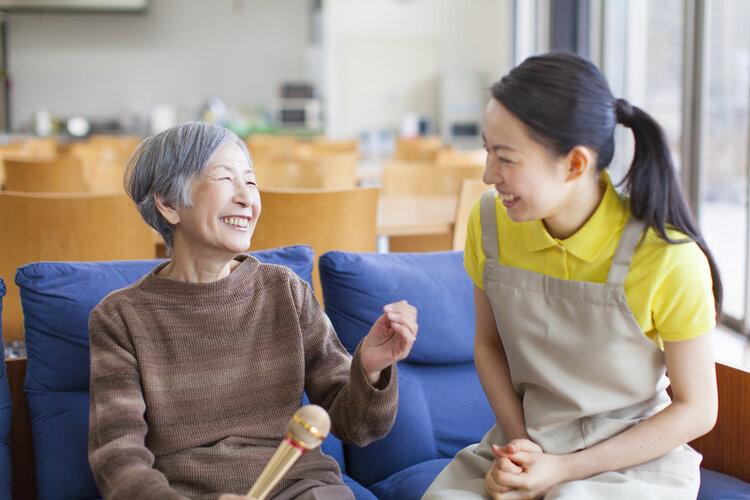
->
<box><xmin>173</xmin><ymin>142</ymin><xmax>260</xmax><ymax>256</ymax></box>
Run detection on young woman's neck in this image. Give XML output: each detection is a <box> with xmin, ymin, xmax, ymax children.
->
<box><xmin>543</xmin><ymin>172</ymin><xmax>605</xmax><ymax>240</ymax></box>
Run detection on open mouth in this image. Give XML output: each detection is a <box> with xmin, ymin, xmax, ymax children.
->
<box><xmin>220</xmin><ymin>216</ymin><xmax>251</xmax><ymax>230</ymax></box>
<box><xmin>498</xmin><ymin>192</ymin><xmax>520</xmax><ymax>207</ymax></box>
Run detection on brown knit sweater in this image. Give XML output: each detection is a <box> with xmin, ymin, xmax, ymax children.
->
<box><xmin>88</xmin><ymin>255</ymin><xmax>398</xmax><ymax>499</ymax></box>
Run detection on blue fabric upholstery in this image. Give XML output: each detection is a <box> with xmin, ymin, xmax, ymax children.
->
<box><xmin>0</xmin><ymin>279</ymin><xmax>12</xmax><ymax>498</ymax></box>
<box><xmin>16</xmin><ymin>246</ymin><xmax>360</xmax><ymax>499</ymax></box>
<box><xmin>698</xmin><ymin>468</ymin><xmax>750</xmax><ymax>500</ymax></box>
<box><xmin>369</xmin><ymin>459</ymin><xmax>451</xmax><ymax>500</ymax></box>
<box><xmin>319</xmin><ymin>251</ymin><xmax>495</xmax><ymax>498</ymax></box>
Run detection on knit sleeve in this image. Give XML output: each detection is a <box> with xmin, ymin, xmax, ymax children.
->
<box><xmin>88</xmin><ymin>300</ymin><xmax>186</xmax><ymax>500</ymax></box>
<box><xmin>293</xmin><ymin>279</ymin><xmax>398</xmax><ymax>447</ymax></box>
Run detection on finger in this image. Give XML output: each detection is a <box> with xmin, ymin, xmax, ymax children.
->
<box><xmin>494</xmin><ymin>470</ymin><xmax>529</xmax><ymax>489</ymax></box>
<box><xmin>507</xmin><ymin>439</ymin><xmax>542</xmax><ymax>453</ymax></box>
<box><xmin>391</xmin><ymin>322</ymin><xmax>417</xmax><ymax>343</ymax></box>
<box><xmin>498</xmin><ymin>457</ymin><xmax>523</xmax><ymax>474</ymax></box>
<box><xmin>386</xmin><ymin>316</ymin><xmax>418</xmax><ymax>338</ymax></box>
<box><xmin>486</xmin><ymin>469</ymin><xmax>515</xmax><ymax>495</ymax></box>
<box><xmin>504</xmin><ymin>451</ymin><xmax>533</xmax><ymax>467</ymax></box>
<box><xmin>492</xmin><ymin>443</ymin><xmax>515</xmax><ymax>458</ymax></box>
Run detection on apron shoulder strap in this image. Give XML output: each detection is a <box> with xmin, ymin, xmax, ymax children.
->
<box><xmin>607</xmin><ymin>217</ymin><xmax>647</xmax><ymax>285</ymax></box>
<box><xmin>480</xmin><ymin>190</ymin><xmax>500</xmax><ymax>261</ymax></box>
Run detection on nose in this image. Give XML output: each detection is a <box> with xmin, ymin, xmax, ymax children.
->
<box><xmin>482</xmin><ymin>162</ymin><xmax>500</xmax><ymax>185</ymax></box>
<box><xmin>233</xmin><ymin>182</ymin><xmax>252</xmax><ymax>207</ymax></box>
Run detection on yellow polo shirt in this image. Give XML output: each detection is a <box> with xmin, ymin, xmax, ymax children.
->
<box><xmin>464</xmin><ymin>172</ymin><xmax>716</xmax><ymax>347</ymax></box>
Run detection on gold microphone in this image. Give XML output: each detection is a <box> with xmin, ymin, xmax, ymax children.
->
<box><xmin>247</xmin><ymin>405</ymin><xmax>331</xmax><ymax>500</ymax></box>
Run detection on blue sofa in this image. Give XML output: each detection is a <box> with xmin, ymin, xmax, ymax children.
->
<box><xmin>10</xmin><ymin>247</ymin><xmax>750</xmax><ymax>499</ymax></box>
<box><xmin>15</xmin><ymin>246</ymin><xmax>373</xmax><ymax>500</ymax></box>
<box><xmin>318</xmin><ymin>250</ymin><xmax>750</xmax><ymax>500</ymax></box>
<box><xmin>0</xmin><ymin>279</ymin><xmax>12</xmax><ymax>498</ymax></box>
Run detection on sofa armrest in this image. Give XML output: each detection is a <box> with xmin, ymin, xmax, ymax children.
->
<box><xmin>690</xmin><ymin>362</ymin><xmax>750</xmax><ymax>482</ymax></box>
<box><xmin>6</xmin><ymin>357</ymin><xmax>36</xmax><ymax>499</ymax></box>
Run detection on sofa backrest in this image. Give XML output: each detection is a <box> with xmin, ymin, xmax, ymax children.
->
<box><xmin>0</xmin><ymin>279</ymin><xmax>11</xmax><ymax>497</ymax></box>
<box><xmin>319</xmin><ymin>251</ymin><xmax>495</xmax><ymax>486</ymax></box>
<box><xmin>16</xmin><ymin>246</ymin><xmax>345</xmax><ymax>499</ymax></box>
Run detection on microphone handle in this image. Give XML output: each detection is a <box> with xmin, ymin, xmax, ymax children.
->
<box><xmin>247</xmin><ymin>438</ymin><xmax>305</xmax><ymax>500</ymax></box>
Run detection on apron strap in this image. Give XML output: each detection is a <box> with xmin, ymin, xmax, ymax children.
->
<box><xmin>480</xmin><ymin>190</ymin><xmax>500</xmax><ymax>261</ymax></box>
<box><xmin>607</xmin><ymin>217</ymin><xmax>647</xmax><ymax>285</ymax></box>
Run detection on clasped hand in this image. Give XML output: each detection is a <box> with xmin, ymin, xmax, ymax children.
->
<box><xmin>485</xmin><ymin>439</ymin><xmax>568</xmax><ymax>499</ymax></box>
<box><xmin>360</xmin><ymin>300</ymin><xmax>418</xmax><ymax>384</ymax></box>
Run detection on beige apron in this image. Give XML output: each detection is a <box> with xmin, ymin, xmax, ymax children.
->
<box><xmin>423</xmin><ymin>191</ymin><xmax>701</xmax><ymax>499</ymax></box>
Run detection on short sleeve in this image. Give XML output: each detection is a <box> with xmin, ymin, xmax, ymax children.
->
<box><xmin>651</xmin><ymin>240</ymin><xmax>717</xmax><ymax>341</ymax></box>
<box><xmin>464</xmin><ymin>199</ymin><xmax>485</xmax><ymax>289</ymax></box>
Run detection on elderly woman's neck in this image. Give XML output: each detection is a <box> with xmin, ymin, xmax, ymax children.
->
<box><xmin>158</xmin><ymin>249</ymin><xmax>241</xmax><ymax>283</ymax></box>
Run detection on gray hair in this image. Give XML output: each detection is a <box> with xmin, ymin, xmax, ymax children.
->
<box><xmin>124</xmin><ymin>121</ymin><xmax>252</xmax><ymax>251</ymax></box>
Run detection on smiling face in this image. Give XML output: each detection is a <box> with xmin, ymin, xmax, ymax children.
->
<box><xmin>482</xmin><ymin>98</ymin><xmax>573</xmax><ymax>223</ymax></box>
<box><xmin>168</xmin><ymin>142</ymin><xmax>261</xmax><ymax>260</ymax></box>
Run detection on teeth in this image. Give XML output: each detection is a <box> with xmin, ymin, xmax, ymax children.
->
<box><xmin>500</xmin><ymin>193</ymin><xmax>519</xmax><ymax>202</ymax></box>
<box><xmin>221</xmin><ymin>216</ymin><xmax>249</xmax><ymax>228</ymax></box>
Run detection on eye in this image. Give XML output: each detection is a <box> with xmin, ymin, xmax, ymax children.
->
<box><xmin>245</xmin><ymin>181</ymin><xmax>257</xmax><ymax>187</ymax></box>
<box><xmin>498</xmin><ymin>157</ymin><xmax>515</xmax><ymax>164</ymax></box>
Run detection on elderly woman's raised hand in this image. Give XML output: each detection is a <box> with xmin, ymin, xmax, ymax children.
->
<box><xmin>360</xmin><ymin>300</ymin><xmax>418</xmax><ymax>384</ymax></box>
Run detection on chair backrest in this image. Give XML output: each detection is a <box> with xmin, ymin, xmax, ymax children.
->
<box><xmin>3</xmin><ymin>156</ymin><xmax>87</xmax><ymax>192</ymax></box>
<box><xmin>394</xmin><ymin>136</ymin><xmax>443</xmax><ymax>162</ymax></box>
<box><xmin>0</xmin><ymin>279</ymin><xmax>11</xmax><ymax>499</ymax></box>
<box><xmin>70</xmin><ymin>139</ymin><xmax>138</xmax><ymax>194</ymax></box>
<box><xmin>319</xmin><ymin>250</ymin><xmax>495</xmax><ymax>487</ymax></box>
<box><xmin>251</xmin><ymin>187</ymin><xmax>379</xmax><ymax>299</ymax></box>
<box><xmin>15</xmin><ymin>247</ymin><xmax>347</xmax><ymax>500</ymax></box>
<box><xmin>436</xmin><ymin>148</ymin><xmax>486</xmax><ymax>168</ymax></box>
<box><xmin>0</xmin><ymin>192</ymin><xmax>155</xmax><ymax>342</ymax></box>
<box><xmin>382</xmin><ymin>161</ymin><xmax>484</xmax><ymax>197</ymax></box>
<box><xmin>254</xmin><ymin>153</ymin><xmax>359</xmax><ymax>190</ymax></box>
<box><xmin>452</xmin><ymin>179</ymin><xmax>491</xmax><ymax>251</ymax></box>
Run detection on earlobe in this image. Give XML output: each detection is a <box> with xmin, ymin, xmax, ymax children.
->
<box><xmin>154</xmin><ymin>194</ymin><xmax>180</xmax><ymax>225</ymax></box>
<box><xmin>566</xmin><ymin>147</ymin><xmax>593</xmax><ymax>181</ymax></box>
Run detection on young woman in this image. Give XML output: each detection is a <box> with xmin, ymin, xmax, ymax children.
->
<box><xmin>423</xmin><ymin>52</ymin><xmax>721</xmax><ymax>499</ymax></box>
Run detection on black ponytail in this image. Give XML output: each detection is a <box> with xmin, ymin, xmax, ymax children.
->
<box><xmin>491</xmin><ymin>53</ymin><xmax>723</xmax><ymax>319</ymax></box>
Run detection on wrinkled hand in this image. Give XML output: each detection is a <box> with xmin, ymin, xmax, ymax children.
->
<box><xmin>360</xmin><ymin>300</ymin><xmax>418</xmax><ymax>383</ymax></box>
<box><xmin>485</xmin><ymin>440</ymin><xmax>566</xmax><ymax>499</ymax></box>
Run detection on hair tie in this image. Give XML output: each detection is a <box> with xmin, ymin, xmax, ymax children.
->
<box><xmin>615</xmin><ymin>98</ymin><xmax>634</xmax><ymax>125</ymax></box>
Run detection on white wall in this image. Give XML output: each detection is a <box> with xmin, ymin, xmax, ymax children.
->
<box><xmin>322</xmin><ymin>0</ymin><xmax>513</xmax><ymax>138</ymax></box>
<box><xmin>7</xmin><ymin>0</ymin><xmax>313</xmax><ymax>129</ymax></box>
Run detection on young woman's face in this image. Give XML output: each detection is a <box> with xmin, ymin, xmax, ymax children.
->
<box><xmin>172</xmin><ymin>142</ymin><xmax>261</xmax><ymax>257</ymax></box>
<box><xmin>482</xmin><ymin>99</ymin><xmax>571</xmax><ymax>223</ymax></box>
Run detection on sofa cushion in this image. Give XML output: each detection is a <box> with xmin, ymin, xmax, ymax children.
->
<box><xmin>319</xmin><ymin>251</ymin><xmax>494</xmax><ymax>486</ymax></box>
<box><xmin>0</xmin><ymin>279</ymin><xmax>11</xmax><ymax>498</ymax></box>
<box><xmin>319</xmin><ymin>251</ymin><xmax>475</xmax><ymax>364</ymax></box>
<box><xmin>369</xmin><ymin>458</ymin><xmax>451</xmax><ymax>500</ymax></box>
<box><xmin>698</xmin><ymin>468</ymin><xmax>750</xmax><ymax>499</ymax></box>
<box><xmin>16</xmin><ymin>246</ymin><xmax>348</xmax><ymax>499</ymax></box>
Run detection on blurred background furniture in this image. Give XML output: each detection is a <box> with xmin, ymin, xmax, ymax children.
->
<box><xmin>0</xmin><ymin>191</ymin><xmax>155</xmax><ymax>342</ymax></box>
<box><xmin>250</xmin><ymin>187</ymin><xmax>379</xmax><ymax>300</ymax></box>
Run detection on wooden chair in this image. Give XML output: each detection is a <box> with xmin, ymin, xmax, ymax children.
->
<box><xmin>437</xmin><ymin>148</ymin><xmax>486</xmax><ymax>168</ymax></box>
<box><xmin>382</xmin><ymin>161</ymin><xmax>484</xmax><ymax>197</ymax></box>
<box><xmin>382</xmin><ymin>162</ymin><xmax>484</xmax><ymax>252</ymax></box>
<box><xmin>0</xmin><ymin>191</ymin><xmax>156</xmax><ymax>342</ymax></box>
<box><xmin>254</xmin><ymin>153</ymin><xmax>359</xmax><ymax>190</ymax></box>
<box><xmin>690</xmin><ymin>362</ymin><xmax>750</xmax><ymax>482</ymax></box>
<box><xmin>3</xmin><ymin>156</ymin><xmax>87</xmax><ymax>193</ymax></box>
<box><xmin>250</xmin><ymin>187</ymin><xmax>379</xmax><ymax>300</ymax></box>
<box><xmin>452</xmin><ymin>179</ymin><xmax>492</xmax><ymax>251</ymax></box>
<box><xmin>309</xmin><ymin>138</ymin><xmax>360</xmax><ymax>156</ymax></box>
<box><xmin>394</xmin><ymin>136</ymin><xmax>444</xmax><ymax>162</ymax></box>
<box><xmin>69</xmin><ymin>142</ymin><xmax>133</xmax><ymax>194</ymax></box>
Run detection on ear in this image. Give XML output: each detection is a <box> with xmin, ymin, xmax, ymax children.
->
<box><xmin>154</xmin><ymin>194</ymin><xmax>180</xmax><ymax>225</ymax></box>
<box><xmin>564</xmin><ymin>146</ymin><xmax>595</xmax><ymax>181</ymax></box>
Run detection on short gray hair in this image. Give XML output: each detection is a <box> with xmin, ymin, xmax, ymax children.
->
<box><xmin>124</xmin><ymin>121</ymin><xmax>251</xmax><ymax>251</ymax></box>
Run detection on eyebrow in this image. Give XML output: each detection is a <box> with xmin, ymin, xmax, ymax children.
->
<box><xmin>211</xmin><ymin>164</ymin><xmax>254</xmax><ymax>175</ymax></box>
<box><xmin>481</xmin><ymin>133</ymin><xmax>518</xmax><ymax>153</ymax></box>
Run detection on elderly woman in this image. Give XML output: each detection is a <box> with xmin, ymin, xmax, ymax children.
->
<box><xmin>88</xmin><ymin>122</ymin><xmax>418</xmax><ymax>500</ymax></box>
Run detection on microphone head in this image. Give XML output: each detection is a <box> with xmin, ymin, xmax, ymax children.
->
<box><xmin>287</xmin><ymin>405</ymin><xmax>331</xmax><ymax>450</ymax></box>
